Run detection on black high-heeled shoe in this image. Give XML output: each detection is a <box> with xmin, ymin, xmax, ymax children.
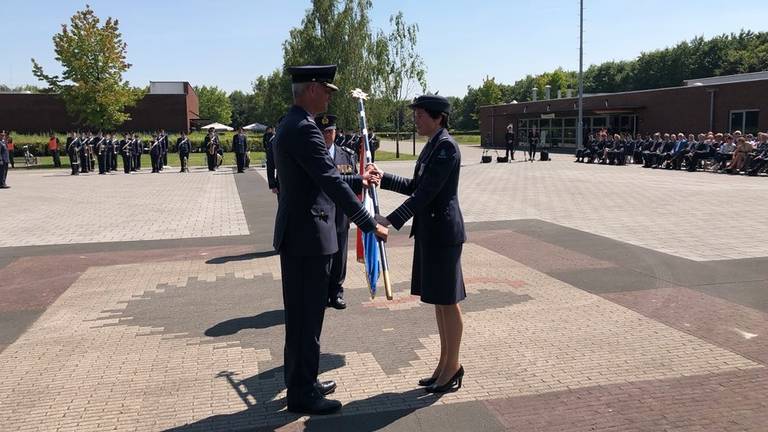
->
<box><xmin>425</xmin><ymin>366</ymin><xmax>464</xmax><ymax>394</ymax></box>
<box><xmin>418</xmin><ymin>376</ymin><xmax>437</xmax><ymax>387</ymax></box>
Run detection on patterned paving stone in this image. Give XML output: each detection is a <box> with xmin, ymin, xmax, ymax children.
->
<box><xmin>0</xmin><ymin>243</ymin><xmax>760</xmax><ymax>431</ymax></box>
<box><xmin>484</xmin><ymin>367</ymin><xmax>768</xmax><ymax>432</ymax></box>
<box><xmin>0</xmin><ymin>168</ymin><xmax>249</xmax><ymax>247</ymax></box>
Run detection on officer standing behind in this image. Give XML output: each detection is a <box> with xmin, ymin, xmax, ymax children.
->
<box><xmin>265</xmin><ymin>124</ymin><xmax>279</xmax><ymax>194</ymax></box>
<box><xmin>273</xmin><ymin>65</ymin><xmax>388</xmax><ymax>415</ymax></box>
<box><xmin>314</xmin><ymin>113</ymin><xmax>356</xmax><ymax>310</ymax></box>
<box><xmin>177</xmin><ymin>131</ymin><xmax>191</xmax><ymax>173</ymax></box>
<box><xmin>233</xmin><ymin>127</ymin><xmax>248</xmax><ymax>173</ymax></box>
<box><xmin>0</xmin><ymin>131</ymin><xmax>10</xmax><ymax>188</ymax></box>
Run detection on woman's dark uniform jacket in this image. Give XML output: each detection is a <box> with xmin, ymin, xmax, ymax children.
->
<box><xmin>380</xmin><ymin>128</ymin><xmax>466</xmax><ymax>305</ymax></box>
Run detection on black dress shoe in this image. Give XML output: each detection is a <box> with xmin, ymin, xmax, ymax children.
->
<box><xmin>287</xmin><ymin>394</ymin><xmax>342</xmax><ymax>415</ymax></box>
<box><xmin>426</xmin><ymin>366</ymin><xmax>464</xmax><ymax>394</ymax></box>
<box><xmin>315</xmin><ymin>380</ymin><xmax>337</xmax><ymax>395</ymax></box>
<box><xmin>328</xmin><ymin>296</ymin><xmax>346</xmax><ymax>310</ymax></box>
<box><xmin>417</xmin><ymin>376</ymin><xmax>437</xmax><ymax>387</ymax></box>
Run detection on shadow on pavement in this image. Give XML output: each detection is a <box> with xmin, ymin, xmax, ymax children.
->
<box><xmin>205</xmin><ymin>250</ymin><xmax>278</xmax><ymax>264</ymax></box>
<box><xmin>204</xmin><ymin>310</ymin><xmax>285</xmax><ymax>337</ymax></box>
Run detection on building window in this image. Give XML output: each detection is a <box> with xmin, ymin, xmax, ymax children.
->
<box><xmin>730</xmin><ymin>110</ymin><xmax>760</xmax><ymax>135</ymax></box>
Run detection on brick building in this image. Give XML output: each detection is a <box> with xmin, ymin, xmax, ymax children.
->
<box><xmin>0</xmin><ymin>81</ymin><xmax>199</xmax><ymax>133</ymax></box>
<box><xmin>479</xmin><ymin>72</ymin><xmax>768</xmax><ymax>149</ymax></box>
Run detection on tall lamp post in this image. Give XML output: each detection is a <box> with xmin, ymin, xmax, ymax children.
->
<box><xmin>577</xmin><ymin>0</ymin><xmax>585</xmax><ymax>150</ymax></box>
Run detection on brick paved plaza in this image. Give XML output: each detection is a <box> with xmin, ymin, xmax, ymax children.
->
<box><xmin>1</xmin><ymin>153</ymin><xmax>767</xmax><ymax>431</ymax></box>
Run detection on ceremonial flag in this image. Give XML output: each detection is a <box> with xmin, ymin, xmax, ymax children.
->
<box><xmin>352</xmin><ymin>88</ymin><xmax>393</xmax><ymax>300</ymax></box>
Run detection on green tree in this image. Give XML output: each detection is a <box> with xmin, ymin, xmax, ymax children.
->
<box><xmin>31</xmin><ymin>5</ymin><xmax>142</xmax><ymax>129</ymax></box>
<box><xmin>250</xmin><ymin>69</ymin><xmax>292</xmax><ymax>127</ymax></box>
<box><xmin>376</xmin><ymin>11</ymin><xmax>427</xmax><ymax>156</ymax></box>
<box><xmin>195</xmin><ymin>85</ymin><xmax>232</xmax><ymax>125</ymax></box>
<box><xmin>229</xmin><ymin>90</ymin><xmax>256</xmax><ymax>128</ymax></box>
<box><xmin>282</xmin><ymin>0</ymin><xmax>382</xmax><ymax>129</ymax></box>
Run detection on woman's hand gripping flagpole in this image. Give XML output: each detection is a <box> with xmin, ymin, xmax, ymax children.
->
<box><xmin>352</xmin><ymin>88</ymin><xmax>393</xmax><ymax>300</ymax></box>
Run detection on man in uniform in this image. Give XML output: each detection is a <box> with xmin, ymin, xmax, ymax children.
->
<box><xmin>118</xmin><ymin>133</ymin><xmax>132</xmax><ymax>174</ymax></box>
<box><xmin>315</xmin><ymin>113</ymin><xmax>357</xmax><ymax>310</ymax></box>
<box><xmin>233</xmin><ymin>127</ymin><xmax>248</xmax><ymax>173</ymax></box>
<box><xmin>67</xmin><ymin>133</ymin><xmax>81</xmax><ymax>175</ymax></box>
<box><xmin>177</xmin><ymin>131</ymin><xmax>191</xmax><ymax>173</ymax></box>
<box><xmin>88</xmin><ymin>131</ymin><xmax>97</xmax><ymax>172</ymax></box>
<box><xmin>0</xmin><ymin>131</ymin><xmax>10</xmax><ymax>188</ymax></box>
<box><xmin>94</xmin><ymin>131</ymin><xmax>107</xmax><ymax>174</ymax></box>
<box><xmin>3</xmin><ymin>131</ymin><xmax>13</xmax><ymax>169</ymax></box>
<box><xmin>149</xmin><ymin>133</ymin><xmax>162</xmax><ymax>173</ymax></box>
<box><xmin>203</xmin><ymin>128</ymin><xmax>219</xmax><ymax>171</ymax></box>
<box><xmin>265</xmin><ymin>123</ymin><xmax>279</xmax><ymax>195</ymax></box>
<box><xmin>104</xmin><ymin>133</ymin><xmax>114</xmax><ymax>173</ymax></box>
<box><xmin>78</xmin><ymin>132</ymin><xmax>89</xmax><ymax>173</ymax></box>
<box><xmin>273</xmin><ymin>65</ymin><xmax>388</xmax><ymax>415</ymax></box>
<box><xmin>131</xmin><ymin>133</ymin><xmax>142</xmax><ymax>171</ymax></box>
<box><xmin>159</xmin><ymin>129</ymin><xmax>169</xmax><ymax>169</ymax></box>
<box><xmin>504</xmin><ymin>124</ymin><xmax>516</xmax><ymax>161</ymax></box>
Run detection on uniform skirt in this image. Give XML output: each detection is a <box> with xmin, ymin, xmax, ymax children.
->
<box><xmin>411</xmin><ymin>239</ymin><xmax>466</xmax><ymax>305</ymax></box>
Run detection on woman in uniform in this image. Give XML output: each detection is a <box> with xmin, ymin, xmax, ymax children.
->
<box><xmin>371</xmin><ymin>94</ymin><xmax>466</xmax><ymax>393</ymax></box>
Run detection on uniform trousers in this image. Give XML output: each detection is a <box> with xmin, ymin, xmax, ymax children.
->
<box><xmin>0</xmin><ymin>164</ymin><xmax>7</xmax><ymax>186</ymax></box>
<box><xmin>150</xmin><ymin>153</ymin><xmax>160</xmax><ymax>173</ymax></box>
<box><xmin>207</xmin><ymin>153</ymin><xmax>217</xmax><ymax>171</ymax></box>
<box><xmin>79</xmin><ymin>153</ymin><xmax>88</xmax><ymax>173</ymax></box>
<box><xmin>235</xmin><ymin>152</ymin><xmax>246</xmax><ymax>172</ymax></box>
<box><xmin>280</xmin><ymin>253</ymin><xmax>332</xmax><ymax>400</ymax></box>
<box><xmin>328</xmin><ymin>229</ymin><xmax>348</xmax><ymax>301</ymax></box>
<box><xmin>122</xmin><ymin>154</ymin><xmax>132</xmax><ymax>173</ymax></box>
<box><xmin>180</xmin><ymin>152</ymin><xmax>189</xmax><ymax>172</ymax></box>
<box><xmin>505</xmin><ymin>143</ymin><xmax>516</xmax><ymax>160</ymax></box>
<box><xmin>97</xmin><ymin>153</ymin><xmax>107</xmax><ymax>174</ymax></box>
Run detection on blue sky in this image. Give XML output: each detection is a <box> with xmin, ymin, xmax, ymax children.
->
<box><xmin>2</xmin><ymin>0</ymin><xmax>767</xmax><ymax>97</ymax></box>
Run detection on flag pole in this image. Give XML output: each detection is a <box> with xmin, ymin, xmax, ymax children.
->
<box><xmin>352</xmin><ymin>88</ymin><xmax>393</xmax><ymax>300</ymax></box>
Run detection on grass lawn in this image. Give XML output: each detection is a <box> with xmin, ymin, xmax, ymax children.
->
<box><xmin>374</xmin><ymin>150</ymin><xmax>417</xmax><ymax>161</ymax></box>
<box><xmin>452</xmin><ymin>134</ymin><xmax>481</xmax><ymax>145</ymax></box>
<box><xmin>13</xmin><ymin>152</ymin><xmax>266</xmax><ymax>169</ymax></box>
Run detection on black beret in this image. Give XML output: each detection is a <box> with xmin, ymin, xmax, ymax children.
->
<box><xmin>409</xmin><ymin>94</ymin><xmax>450</xmax><ymax>114</ymax></box>
<box><xmin>286</xmin><ymin>65</ymin><xmax>339</xmax><ymax>91</ymax></box>
<box><xmin>314</xmin><ymin>114</ymin><xmax>337</xmax><ymax>130</ymax></box>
